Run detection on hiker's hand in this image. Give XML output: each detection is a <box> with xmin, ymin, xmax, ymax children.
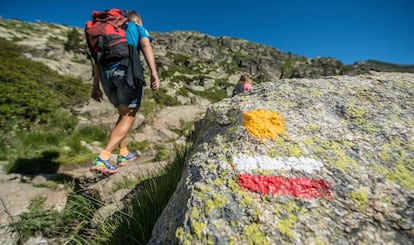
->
<box><xmin>91</xmin><ymin>87</ymin><xmax>103</xmax><ymax>102</ymax></box>
<box><xmin>150</xmin><ymin>73</ymin><xmax>160</xmax><ymax>90</ymax></box>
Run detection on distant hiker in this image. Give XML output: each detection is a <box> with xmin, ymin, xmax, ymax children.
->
<box><xmin>232</xmin><ymin>74</ymin><xmax>253</xmax><ymax>97</ymax></box>
<box><xmin>87</xmin><ymin>9</ymin><xmax>160</xmax><ymax>174</ymax></box>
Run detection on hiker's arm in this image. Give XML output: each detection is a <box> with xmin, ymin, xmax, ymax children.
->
<box><xmin>91</xmin><ymin>63</ymin><xmax>103</xmax><ymax>102</ymax></box>
<box><xmin>140</xmin><ymin>38</ymin><xmax>160</xmax><ymax>90</ymax></box>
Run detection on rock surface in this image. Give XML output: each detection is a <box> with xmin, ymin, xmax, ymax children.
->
<box><xmin>0</xmin><ymin>175</ymin><xmax>68</xmax><ymax>245</ymax></box>
<box><xmin>149</xmin><ymin>72</ymin><xmax>414</xmax><ymax>244</ymax></box>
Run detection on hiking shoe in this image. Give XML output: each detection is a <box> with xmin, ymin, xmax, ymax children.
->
<box><xmin>117</xmin><ymin>152</ymin><xmax>137</xmax><ymax>166</ymax></box>
<box><xmin>90</xmin><ymin>157</ymin><xmax>118</xmax><ymax>175</ymax></box>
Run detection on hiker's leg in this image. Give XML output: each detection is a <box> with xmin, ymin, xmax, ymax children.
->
<box><xmin>103</xmin><ymin>106</ymin><xmax>138</xmax><ymax>153</ymax></box>
<box><xmin>115</xmin><ymin>106</ymin><xmax>140</xmax><ymax>155</ymax></box>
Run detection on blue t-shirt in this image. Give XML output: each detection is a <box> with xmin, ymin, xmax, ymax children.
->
<box><xmin>101</xmin><ymin>22</ymin><xmax>152</xmax><ymax>70</ymax></box>
<box><xmin>126</xmin><ymin>22</ymin><xmax>153</xmax><ymax>48</ymax></box>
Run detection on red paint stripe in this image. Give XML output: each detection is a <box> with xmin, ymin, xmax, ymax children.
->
<box><xmin>238</xmin><ymin>174</ymin><xmax>332</xmax><ymax>199</ymax></box>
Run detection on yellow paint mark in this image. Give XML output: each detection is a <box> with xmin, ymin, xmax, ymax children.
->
<box><xmin>242</xmin><ymin>109</ymin><xmax>286</xmax><ymax>140</ymax></box>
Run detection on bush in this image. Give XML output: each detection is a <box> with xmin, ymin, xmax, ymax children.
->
<box><xmin>64</xmin><ymin>28</ymin><xmax>83</xmax><ymax>52</ymax></box>
<box><xmin>145</xmin><ymin>87</ymin><xmax>180</xmax><ymax>107</ymax></box>
<box><xmin>0</xmin><ymin>38</ymin><xmax>89</xmax><ymax>129</ymax></box>
<box><xmin>89</xmin><ymin>145</ymin><xmax>188</xmax><ymax>244</ymax></box>
<box><xmin>13</xmin><ymin>194</ymin><xmax>101</xmax><ymax>243</ymax></box>
<box><xmin>0</xmin><ymin>38</ymin><xmax>91</xmax><ymax>170</ymax></box>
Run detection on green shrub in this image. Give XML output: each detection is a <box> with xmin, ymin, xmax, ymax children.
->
<box><xmin>64</xmin><ymin>28</ymin><xmax>83</xmax><ymax>52</ymax></box>
<box><xmin>146</xmin><ymin>87</ymin><xmax>180</xmax><ymax>107</ymax></box>
<box><xmin>90</xmin><ymin>145</ymin><xmax>188</xmax><ymax>244</ymax></box>
<box><xmin>128</xmin><ymin>140</ymin><xmax>151</xmax><ymax>153</ymax></box>
<box><xmin>0</xmin><ymin>38</ymin><xmax>89</xmax><ymax>130</ymax></box>
<box><xmin>153</xmin><ymin>144</ymin><xmax>170</xmax><ymax>162</ymax></box>
<box><xmin>192</xmin><ymin>87</ymin><xmax>228</xmax><ymax>103</ymax></box>
<box><xmin>0</xmin><ymin>38</ymin><xmax>91</xmax><ymax>170</ymax></box>
<box><xmin>13</xmin><ymin>193</ymin><xmax>101</xmax><ymax>243</ymax></box>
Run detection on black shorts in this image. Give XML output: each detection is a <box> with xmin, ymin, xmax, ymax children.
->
<box><xmin>100</xmin><ymin>64</ymin><xmax>144</xmax><ymax>108</ymax></box>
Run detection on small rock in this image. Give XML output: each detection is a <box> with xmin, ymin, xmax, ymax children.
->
<box><xmin>31</xmin><ymin>175</ymin><xmax>47</xmax><ymax>185</ymax></box>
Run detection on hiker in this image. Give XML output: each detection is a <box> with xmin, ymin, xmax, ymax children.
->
<box><xmin>90</xmin><ymin>10</ymin><xmax>160</xmax><ymax>174</ymax></box>
<box><xmin>232</xmin><ymin>74</ymin><xmax>253</xmax><ymax>97</ymax></box>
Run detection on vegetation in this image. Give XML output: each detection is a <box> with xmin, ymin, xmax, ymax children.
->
<box><xmin>191</xmin><ymin>86</ymin><xmax>228</xmax><ymax>103</ymax></box>
<box><xmin>1</xmin><ymin>33</ymin><xmax>191</xmax><ymax>243</ymax></box>
<box><xmin>64</xmin><ymin>28</ymin><xmax>83</xmax><ymax>52</ymax></box>
<box><xmin>361</xmin><ymin>60</ymin><xmax>414</xmax><ymax>73</ymax></box>
<box><xmin>148</xmin><ymin>87</ymin><xmax>180</xmax><ymax>107</ymax></box>
<box><xmin>12</xmin><ymin>145</ymin><xmax>188</xmax><ymax>244</ymax></box>
<box><xmin>91</xmin><ymin>145</ymin><xmax>188</xmax><ymax>244</ymax></box>
<box><xmin>12</xmin><ymin>193</ymin><xmax>100</xmax><ymax>243</ymax></box>
<box><xmin>0</xmin><ymin>38</ymin><xmax>91</xmax><ymax>172</ymax></box>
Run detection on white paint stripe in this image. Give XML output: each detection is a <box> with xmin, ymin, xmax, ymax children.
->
<box><xmin>233</xmin><ymin>154</ymin><xmax>323</xmax><ymax>173</ymax></box>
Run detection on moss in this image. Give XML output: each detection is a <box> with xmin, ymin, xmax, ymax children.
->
<box><xmin>272</xmin><ymin>200</ymin><xmax>304</xmax><ymax>239</ymax></box>
<box><xmin>207</xmin><ymin>235</ymin><xmax>215</xmax><ymax>245</ymax></box>
<box><xmin>268</xmin><ymin>135</ymin><xmax>304</xmax><ymax>158</ymax></box>
<box><xmin>176</xmin><ymin>227</ymin><xmax>185</xmax><ymax>241</ymax></box>
<box><xmin>351</xmin><ymin>189</ymin><xmax>368</xmax><ymax>211</ymax></box>
<box><xmin>374</xmin><ymin>163</ymin><xmax>414</xmax><ymax>190</ymax></box>
<box><xmin>194</xmin><ymin>183</ymin><xmax>214</xmax><ymax>196</ymax></box>
<box><xmin>378</xmin><ymin>145</ymin><xmax>392</xmax><ymax>162</ymax></box>
<box><xmin>239</xmin><ymin>190</ymin><xmax>254</xmax><ymax>207</ymax></box>
<box><xmin>310</xmin><ymin>91</ymin><xmax>323</xmax><ymax>97</ymax></box>
<box><xmin>205</xmin><ymin>193</ymin><xmax>229</xmax><ymax>214</ymax></box>
<box><xmin>192</xmin><ymin>220</ymin><xmax>206</xmax><ymax>240</ymax></box>
<box><xmin>390</xmin><ymin>162</ymin><xmax>414</xmax><ymax>189</ymax></box>
<box><xmin>361</xmin><ymin>121</ymin><xmax>380</xmax><ymax>133</ymax></box>
<box><xmin>254</xmin><ymin>169</ymin><xmax>275</xmax><ymax>176</ymax></box>
<box><xmin>302</xmin><ymin>137</ymin><xmax>358</xmax><ymax>171</ymax></box>
<box><xmin>206</xmin><ymin>163</ymin><xmax>217</xmax><ymax>170</ymax></box>
<box><xmin>343</xmin><ymin>104</ymin><xmax>368</xmax><ymax>125</ymax></box>
<box><xmin>252</xmin><ymin>208</ymin><xmax>262</xmax><ymax>222</ymax></box>
<box><xmin>191</xmin><ymin>206</ymin><xmax>201</xmax><ymax>219</ymax></box>
<box><xmin>301</xmin><ymin>136</ymin><xmax>316</xmax><ymax>147</ymax></box>
<box><xmin>277</xmin><ymin>214</ymin><xmax>298</xmax><ymax>238</ymax></box>
<box><xmin>242</xmin><ymin>223</ymin><xmax>269</xmax><ymax>245</ymax></box>
<box><xmin>315</xmin><ymin>237</ymin><xmax>326</xmax><ymax>245</ymax></box>
<box><xmin>227</xmin><ymin>178</ymin><xmax>239</xmax><ymax>191</ymax></box>
<box><xmin>288</xmin><ymin>144</ymin><xmax>303</xmax><ymax>157</ymax></box>
<box><xmin>305</xmin><ymin>123</ymin><xmax>319</xmax><ymax>132</ymax></box>
<box><xmin>213</xmin><ymin>177</ymin><xmax>224</xmax><ymax>187</ymax></box>
<box><xmin>372</xmin><ymin>141</ymin><xmax>414</xmax><ymax>190</ymax></box>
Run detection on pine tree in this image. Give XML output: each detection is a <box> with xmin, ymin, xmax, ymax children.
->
<box><xmin>64</xmin><ymin>28</ymin><xmax>82</xmax><ymax>52</ymax></box>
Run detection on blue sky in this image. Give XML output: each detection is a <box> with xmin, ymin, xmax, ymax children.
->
<box><xmin>1</xmin><ymin>0</ymin><xmax>413</xmax><ymax>65</ymax></box>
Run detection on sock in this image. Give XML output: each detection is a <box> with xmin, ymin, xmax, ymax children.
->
<box><xmin>99</xmin><ymin>150</ymin><xmax>111</xmax><ymax>160</ymax></box>
<box><xmin>119</xmin><ymin>147</ymin><xmax>129</xmax><ymax>156</ymax></box>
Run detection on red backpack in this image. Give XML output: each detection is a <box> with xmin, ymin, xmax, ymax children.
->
<box><xmin>85</xmin><ymin>9</ymin><xmax>129</xmax><ymax>64</ymax></box>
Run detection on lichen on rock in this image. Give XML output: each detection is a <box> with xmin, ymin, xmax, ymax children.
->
<box><xmin>149</xmin><ymin>72</ymin><xmax>414</xmax><ymax>245</ymax></box>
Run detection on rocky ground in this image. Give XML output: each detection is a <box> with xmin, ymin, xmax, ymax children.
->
<box><xmin>0</xmin><ymin>101</ymin><xmax>207</xmax><ymax>244</ymax></box>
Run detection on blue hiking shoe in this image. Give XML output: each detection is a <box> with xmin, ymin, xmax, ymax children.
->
<box><xmin>90</xmin><ymin>157</ymin><xmax>118</xmax><ymax>175</ymax></box>
<box><xmin>117</xmin><ymin>152</ymin><xmax>137</xmax><ymax>166</ymax></box>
